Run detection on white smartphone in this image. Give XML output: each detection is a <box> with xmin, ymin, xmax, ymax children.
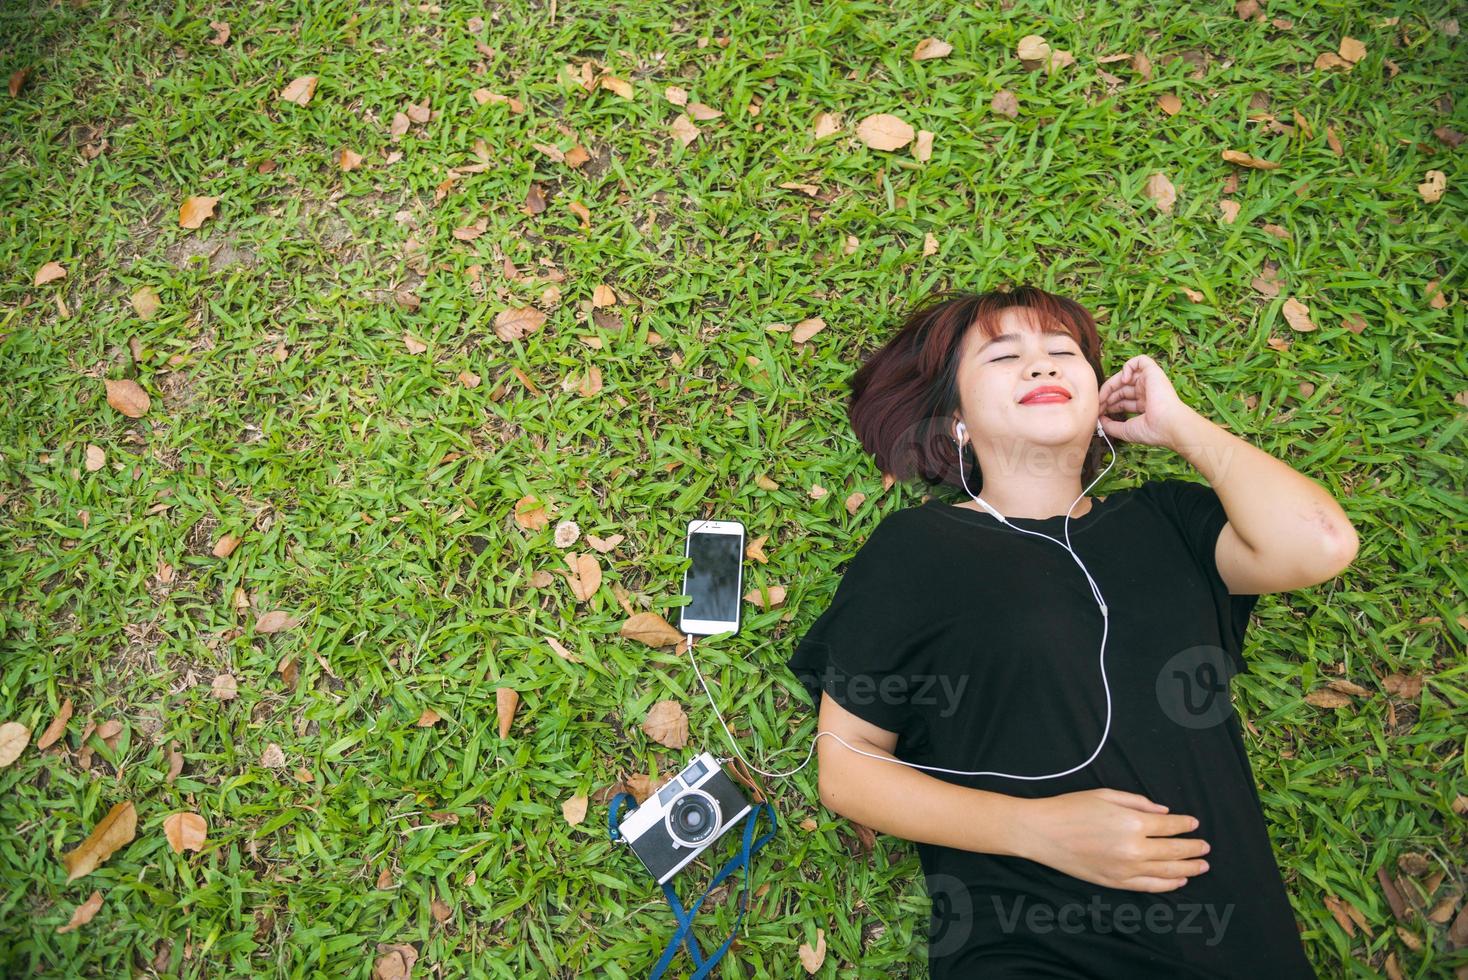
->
<box><xmin>678</xmin><ymin>519</ymin><xmax>745</xmax><ymax>637</ymax></box>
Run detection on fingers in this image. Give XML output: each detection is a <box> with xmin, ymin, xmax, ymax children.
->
<box><xmin>1145</xmin><ymin>813</ymin><xmax>1203</xmax><ymax>837</ymax></box>
<box><xmin>1140</xmin><ymin>858</ymin><xmax>1211</xmax><ymax>880</ymax></box>
<box><xmin>1121</xmin><ymin>876</ymin><xmax>1192</xmax><ymax>893</ymax></box>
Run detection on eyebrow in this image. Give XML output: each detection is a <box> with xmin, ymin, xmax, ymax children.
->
<box><xmin>976</xmin><ymin>328</ymin><xmax>1077</xmax><ymax>354</ymax></box>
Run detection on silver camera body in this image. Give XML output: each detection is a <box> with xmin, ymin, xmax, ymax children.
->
<box><xmin>617</xmin><ymin>751</ymin><xmax>753</xmax><ymax>884</ymax></box>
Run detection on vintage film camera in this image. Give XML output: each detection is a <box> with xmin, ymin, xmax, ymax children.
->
<box><xmin>615</xmin><ymin>751</ymin><xmax>754</xmax><ymax>884</ymax></box>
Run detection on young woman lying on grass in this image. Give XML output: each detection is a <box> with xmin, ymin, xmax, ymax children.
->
<box><xmin>787</xmin><ymin>284</ymin><xmax>1355</xmax><ymax>979</ymax></box>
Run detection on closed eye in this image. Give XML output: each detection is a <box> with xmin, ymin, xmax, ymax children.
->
<box><xmin>991</xmin><ymin>352</ymin><xmax>1076</xmax><ymax>361</ymax></box>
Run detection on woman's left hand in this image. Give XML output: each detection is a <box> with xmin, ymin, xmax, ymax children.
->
<box><xmin>1097</xmin><ymin>355</ymin><xmax>1200</xmax><ymax>449</ymax></box>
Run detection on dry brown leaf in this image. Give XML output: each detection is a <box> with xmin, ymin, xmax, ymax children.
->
<box><xmin>641</xmin><ymin>700</ymin><xmax>689</xmax><ymax>749</ymax></box>
<box><xmin>745</xmin><ymin>535</ymin><xmax>769</xmax><ymax>563</ymax></box>
<box><xmin>1425</xmin><ymin>280</ymin><xmax>1448</xmax><ymax>310</ymax></box>
<box><xmin>130</xmin><ymin>286</ymin><xmax>161</xmax><ymax>320</ymax></box>
<box><xmin>260</xmin><ymin>743</ymin><xmax>286</xmax><ymax>768</ymax></box>
<box><xmin>791</xmin><ymin>317</ymin><xmax>826</xmax><ymax>343</ymax></box>
<box><xmin>416</xmin><ymin>708</ymin><xmax>440</xmax><ymax>727</ymax></box>
<box><xmin>1017</xmin><ymin>34</ymin><xmax>1050</xmax><ymax>63</ymax></box>
<box><xmin>585</xmin><ymin>533</ymin><xmax>623</xmax><ymax>553</ymax></box>
<box><xmin>1157</xmin><ymin>93</ymin><xmax>1182</xmax><ymax>116</ymax></box>
<box><xmin>339</xmin><ymin>148</ymin><xmax>364</xmax><ymax>171</ymax></box>
<box><xmin>854</xmin><ymin>113</ymin><xmax>914</xmax><ymax>151</ymax></box>
<box><xmin>62</xmin><ymin>801</ymin><xmax>137</xmax><ymax>882</ymax></box>
<box><xmin>619</xmin><ymin>611</ymin><xmax>684</xmax><ymax>648</ymax></box>
<box><xmin>1314</xmin><ymin>51</ymin><xmax>1349</xmax><ymax>71</ymax></box>
<box><xmin>671</xmin><ymin>114</ymin><xmax>700</xmax><ymax>147</ymax></box>
<box><xmin>37</xmin><ymin>698</ymin><xmax>73</xmax><ymax>750</ymax></box>
<box><xmin>255</xmin><ymin>610</ymin><xmax>300</xmax><ymax>634</ymax></box>
<box><xmin>546</xmin><ymin>636</ymin><xmax>584</xmax><ymax>664</ymax></box>
<box><xmin>799</xmin><ymin>928</ymin><xmax>827</xmax><ymax>973</ymax></box>
<box><xmin>0</xmin><ymin>722</ymin><xmax>30</xmax><ymax>767</ymax></box>
<box><xmin>166</xmin><ymin>741</ymin><xmax>184</xmax><ymax>782</ymax></box>
<box><xmin>812</xmin><ymin>111</ymin><xmax>841</xmax><ymax>138</ymax></box>
<box><xmin>1219</xmin><ymin>200</ymin><xmax>1241</xmax><ymax>223</ymax></box>
<box><xmin>496</xmin><ymin>687</ymin><xmax>519</xmax><ymax>739</ymax></box>
<box><xmin>592</xmin><ymin>283</ymin><xmax>617</xmax><ymax>307</ymax></box>
<box><xmin>1305</xmin><ymin>688</ymin><xmax>1352</xmax><ymax>708</ymax></box>
<box><xmin>1262</xmin><ymin>223</ymin><xmax>1292</xmax><ymax>240</ymax></box>
<box><xmin>1417</xmin><ymin>170</ymin><xmax>1446</xmax><ymax>204</ymax></box>
<box><xmin>1326</xmin><ymin>125</ymin><xmax>1343</xmax><ymax>156</ymax></box>
<box><xmin>56</xmin><ymin>890</ymin><xmax>103</xmax><ymax>934</ymax></box>
<box><xmin>279</xmin><ymin>75</ymin><xmax>318</xmax><ymax>106</ymax></box>
<box><xmin>403</xmin><ymin>333</ymin><xmax>428</xmax><ymax>355</ymax></box>
<box><xmin>514</xmin><ymin>495</ymin><xmax>549</xmax><ymax>530</ymax></box>
<box><xmin>1132</xmin><ymin>51</ymin><xmax>1153</xmax><ymax>80</ymax></box>
<box><xmin>178</xmin><ymin>196</ymin><xmax>219</xmax><ymax>229</ymax></box>
<box><xmin>372</xmin><ymin>943</ymin><xmax>418</xmax><ymax>980</ymax></box>
<box><xmin>625</xmin><ymin>773</ymin><xmax>656</xmax><ymax>803</ymax></box>
<box><xmin>212</xmin><ymin>533</ymin><xmax>241</xmax><ymax>558</ymax></box>
<box><xmin>1221</xmin><ymin>149</ymin><xmax>1280</xmax><ymax>170</ymax></box>
<box><xmin>563</xmin><ymin>552</ymin><xmax>602</xmax><ymax>601</ymax></box>
<box><xmin>494</xmin><ymin>306</ymin><xmax>547</xmax><ymax>342</ymax></box>
<box><xmin>207</xmin><ymin>21</ymin><xmax>230</xmax><ymax>45</ymax></box>
<box><xmin>84</xmin><ymin>443</ymin><xmax>106</xmax><ymax>471</ymax></box>
<box><xmin>1282</xmin><ymin>297</ymin><xmax>1316</xmax><ymax>331</ymax></box>
<box><xmin>9</xmin><ymin>67</ymin><xmax>31</xmax><ymax>98</ymax></box>
<box><xmin>1144</xmin><ymin>173</ymin><xmax>1176</xmax><ymax>215</ymax></box>
<box><xmin>210</xmin><ymin>674</ymin><xmax>238</xmax><ymax>700</ymax></box>
<box><xmin>991</xmin><ymin>90</ymin><xmax>1019</xmax><ymax>119</ymax></box>
<box><xmin>104</xmin><ymin>379</ymin><xmax>150</xmax><ymax>418</ymax></box>
<box><xmin>913</xmin><ymin>37</ymin><xmax>952</xmax><ymax>61</ymax></box>
<box><xmin>34</xmin><ymin>261</ymin><xmax>66</xmax><ymax>286</ymax></box>
<box><xmin>163</xmin><ymin>811</ymin><xmax>207</xmax><ymax>854</ymax></box>
<box><xmin>562</xmin><ymin>794</ymin><xmax>589</xmax><ymax>825</ymax></box>
<box><xmin>1338</xmin><ymin>37</ymin><xmax>1366</xmax><ymax>63</ymax></box>
<box><xmin>686</xmin><ymin>102</ymin><xmax>722</xmax><ymax>121</ymax></box>
<box><xmin>599</xmin><ymin>75</ymin><xmax>634</xmax><ymax>99</ymax></box>
<box><xmin>430</xmin><ymin>898</ymin><xmax>453</xmax><ymax>923</ymax></box>
<box><xmin>744</xmin><ymin>584</ymin><xmax>787</xmax><ymax>610</ymax></box>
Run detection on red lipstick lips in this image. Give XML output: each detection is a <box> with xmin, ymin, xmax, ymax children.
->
<box><xmin>1019</xmin><ymin>385</ymin><xmax>1072</xmax><ymax>404</ymax></box>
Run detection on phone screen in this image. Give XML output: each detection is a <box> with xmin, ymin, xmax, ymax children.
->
<box><xmin>685</xmin><ymin>531</ymin><xmax>742</xmax><ymax>623</ymax></box>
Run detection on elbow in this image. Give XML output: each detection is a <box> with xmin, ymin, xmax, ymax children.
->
<box><xmin>1325</xmin><ymin>522</ymin><xmax>1360</xmax><ymax>573</ymax></box>
<box><xmin>1301</xmin><ymin>523</ymin><xmax>1358</xmax><ymax>584</ymax></box>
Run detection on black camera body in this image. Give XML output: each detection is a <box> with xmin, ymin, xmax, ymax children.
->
<box><xmin>616</xmin><ymin>752</ymin><xmax>753</xmax><ymax>884</ymax></box>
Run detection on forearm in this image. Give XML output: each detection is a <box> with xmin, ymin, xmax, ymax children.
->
<box><xmin>1167</xmin><ymin>406</ymin><xmax>1359</xmax><ymax>566</ymax></box>
<box><xmin>818</xmin><ymin>737</ymin><xmax>1030</xmax><ymax>858</ymax></box>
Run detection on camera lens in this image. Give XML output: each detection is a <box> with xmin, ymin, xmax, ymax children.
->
<box><xmin>668</xmin><ymin>792</ymin><xmax>718</xmax><ymax>845</ymax></box>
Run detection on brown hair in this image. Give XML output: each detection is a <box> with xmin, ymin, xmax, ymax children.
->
<box><xmin>846</xmin><ymin>283</ymin><xmax>1111</xmax><ymax>495</ymax></box>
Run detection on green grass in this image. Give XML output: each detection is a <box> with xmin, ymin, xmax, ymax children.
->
<box><xmin>1</xmin><ymin>0</ymin><xmax>1464</xmax><ymax>976</ymax></box>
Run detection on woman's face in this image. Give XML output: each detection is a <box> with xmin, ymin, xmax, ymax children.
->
<box><xmin>951</xmin><ymin>306</ymin><xmax>1099</xmax><ymax>458</ymax></box>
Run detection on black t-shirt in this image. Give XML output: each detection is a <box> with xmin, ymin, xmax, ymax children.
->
<box><xmin>785</xmin><ymin>478</ymin><xmax>1317</xmax><ymax>979</ymax></box>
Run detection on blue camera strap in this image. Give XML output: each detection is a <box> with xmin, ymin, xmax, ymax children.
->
<box><xmin>608</xmin><ymin>794</ymin><xmax>779</xmax><ymax>979</ymax></box>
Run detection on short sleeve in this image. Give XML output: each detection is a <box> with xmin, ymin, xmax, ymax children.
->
<box><xmin>1140</xmin><ymin>478</ymin><xmax>1261</xmax><ymax>675</ymax></box>
<box><xmin>784</xmin><ymin>517</ymin><xmax>928</xmax><ymax>737</ymax></box>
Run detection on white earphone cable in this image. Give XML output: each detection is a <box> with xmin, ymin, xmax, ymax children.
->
<box><xmin>686</xmin><ymin>415</ymin><xmax>1118</xmax><ymax>782</ymax></box>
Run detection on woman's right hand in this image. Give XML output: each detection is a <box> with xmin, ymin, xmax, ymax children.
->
<box><xmin>1016</xmin><ymin>789</ymin><xmax>1212</xmax><ymax>892</ymax></box>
